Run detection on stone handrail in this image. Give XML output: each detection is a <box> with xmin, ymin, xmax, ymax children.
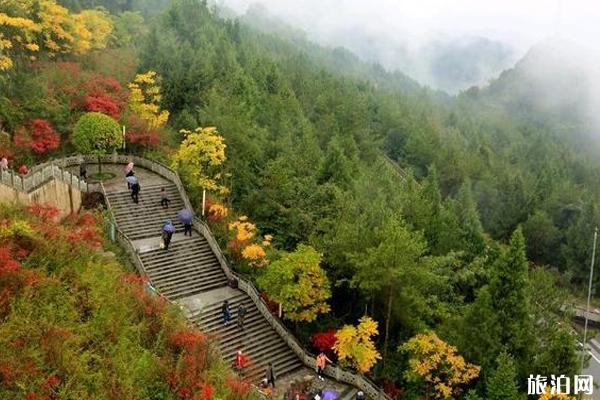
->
<box><xmin>24</xmin><ymin>153</ymin><xmax>389</xmax><ymax>400</ymax></box>
<box><xmin>99</xmin><ymin>180</ymin><xmax>147</xmax><ymax>278</ymax></box>
<box><xmin>0</xmin><ymin>163</ymin><xmax>87</xmax><ymax>193</ymax></box>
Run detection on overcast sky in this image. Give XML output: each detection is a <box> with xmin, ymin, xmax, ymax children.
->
<box><xmin>218</xmin><ymin>0</ymin><xmax>600</xmax><ymax>55</ymax></box>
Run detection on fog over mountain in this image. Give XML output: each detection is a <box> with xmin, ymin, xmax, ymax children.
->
<box><xmin>218</xmin><ymin>0</ymin><xmax>600</xmax><ymax>94</ymax></box>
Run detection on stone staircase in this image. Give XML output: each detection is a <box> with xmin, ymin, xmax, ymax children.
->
<box><xmin>105</xmin><ymin>180</ymin><xmax>305</xmax><ymax>383</ymax></box>
<box><xmin>105</xmin><ymin>184</ymin><xmax>184</xmax><ymax>240</ymax></box>
<box><xmin>138</xmin><ymin>237</ymin><xmax>229</xmax><ymax>299</ymax></box>
<box><xmin>189</xmin><ymin>291</ymin><xmax>304</xmax><ymax>381</ymax></box>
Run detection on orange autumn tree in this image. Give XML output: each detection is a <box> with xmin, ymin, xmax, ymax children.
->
<box><xmin>228</xmin><ymin>216</ymin><xmax>271</xmax><ymax>267</ymax></box>
<box><xmin>333</xmin><ymin>316</ymin><xmax>381</xmax><ymax>374</ymax></box>
<box><xmin>400</xmin><ymin>332</ymin><xmax>480</xmax><ymax>400</ymax></box>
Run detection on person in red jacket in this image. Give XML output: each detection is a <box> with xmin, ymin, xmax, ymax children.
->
<box><xmin>235</xmin><ymin>350</ymin><xmax>247</xmax><ymax>376</ymax></box>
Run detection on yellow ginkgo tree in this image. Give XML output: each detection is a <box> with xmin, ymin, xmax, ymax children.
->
<box><xmin>333</xmin><ymin>316</ymin><xmax>381</xmax><ymax>374</ymax></box>
<box><xmin>0</xmin><ymin>13</ymin><xmax>39</xmax><ymax>70</ymax></box>
<box><xmin>128</xmin><ymin>71</ymin><xmax>169</xmax><ymax>129</ymax></box>
<box><xmin>171</xmin><ymin>126</ymin><xmax>228</xmax><ymax>195</ymax></box>
<box><xmin>0</xmin><ymin>0</ymin><xmax>113</xmax><ymax>71</ymax></box>
<box><xmin>400</xmin><ymin>331</ymin><xmax>480</xmax><ymax>400</ymax></box>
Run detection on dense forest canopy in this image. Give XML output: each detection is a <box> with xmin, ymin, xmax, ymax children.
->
<box><xmin>1</xmin><ymin>0</ymin><xmax>598</xmax><ymax>398</ymax></box>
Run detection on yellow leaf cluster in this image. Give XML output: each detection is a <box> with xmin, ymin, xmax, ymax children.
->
<box><xmin>333</xmin><ymin>316</ymin><xmax>382</xmax><ymax>374</ymax></box>
<box><xmin>538</xmin><ymin>389</ymin><xmax>576</xmax><ymax>400</ymax></box>
<box><xmin>208</xmin><ymin>204</ymin><xmax>229</xmax><ymax>218</ymax></box>
<box><xmin>76</xmin><ymin>9</ymin><xmax>113</xmax><ymax>51</ymax></box>
<box><xmin>128</xmin><ymin>71</ymin><xmax>170</xmax><ymax>129</ymax></box>
<box><xmin>228</xmin><ymin>217</ymin><xmax>256</xmax><ymax>241</ymax></box>
<box><xmin>401</xmin><ymin>332</ymin><xmax>479</xmax><ymax>400</ymax></box>
<box><xmin>262</xmin><ymin>234</ymin><xmax>273</xmax><ymax>247</ymax></box>
<box><xmin>171</xmin><ymin>126</ymin><xmax>228</xmax><ymax>194</ymax></box>
<box><xmin>241</xmin><ymin>243</ymin><xmax>268</xmax><ymax>267</ymax></box>
<box><xmin>0</xmin><ymin>1</ymin><xmax>112</xmax><ymax>71</ymax></box>
<box><xmin>0</xmin><ymin>13</ymin><xmax>39</xmax><ymax>71</ymax></box>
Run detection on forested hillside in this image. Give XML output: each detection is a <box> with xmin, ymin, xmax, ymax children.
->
<box><xmin>1</xmin><ymin>0</ymin><xmax>596</xmax><ymax>398</ymax></box>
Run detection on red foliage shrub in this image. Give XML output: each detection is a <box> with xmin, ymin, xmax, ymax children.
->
<box><xmin>45</xmin><ymin>374</ymin><xmax>61</xmax><ymax>388</ymax></box>
<box><xmin>227</xmin><ymin>238</ymin><xmax>246</xmax><ymax>259</ymax></box>
<box><xmin>66</xmin><ymin>212</ymin><xmax>102</xmax><ymax>249</ymax></box>
<box><xmin>125</xmin><ymin>115</ymin><xmax>160</xmax><ymax>149</ymax></box>
<box><xmin>28</xmin><ymin>204</ymin><xmax>60</xmax><ymax>224</ymax></box>
<box><xmin>85</xmin><ymin>93</ymin><xmax>121</xmax><ymax>119</ymax></box>
<box><xmin>383</xmin><ymin>380</ymin><xmax>403</xmax><ymax>399</ymax></box>
<box><xmin>0</xmin><ymin>246</ymin><xmax>21</xmax><ymax>273</ymax></box>
<box><xmin>167</xmin><ymin>330</ymin><xmax>212</xmax><ymax>399</ymax></box>
<box><xmin>0</xmin><ymin>246</ymin><xmax>39</xmax><ymax>318</ymax></box>
<box><xmin>126</xmin><ymin>130</ymin><xmax>160</xmax><ymax>148</ymax></box>
<box><xmin>14</xmin><ymin>119</ymin><xmax>60</xmax><ymax>156</ymax></box>
<box><xmin>169</xmin><ymin>331</ymin><xmax>208</xmax><ymax>353</ymax></box>
<box><xmin>196</xmin><ymin>382</ymin><xmax>214</xmax><ymax>400</ymax></box>
<box><xmin>225</xmin><ymin>375</ymin><xmax>252</xmax><ymax>400</ymax></box>
<box><xmin>310</xmin><ymin>330</ymin><xmax>337</xmax><ymax>354</ymax></box>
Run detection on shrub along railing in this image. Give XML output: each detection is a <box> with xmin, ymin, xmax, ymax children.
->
<box><xmin>24</xmin><ymin>153</ymin><xmax>389</xmax><ymax>400</ymax></box>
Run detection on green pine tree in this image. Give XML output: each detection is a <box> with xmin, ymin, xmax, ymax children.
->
<box><xmin>486</xmin><ymin>351</ymin><xmax>521</xmax><ymax>400</ymax></box>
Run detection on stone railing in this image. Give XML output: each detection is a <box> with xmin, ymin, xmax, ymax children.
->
<box><xmin>99</xmin><ymin>180</ymin><xmax>147</xmax><ymax>278</ymax></box>
<box><xmin>0</xmin><ymin>163</ymin><xmax>87</xmax><ymax>193</ymax></box>
<box><xmin>26</xmin><ymin>153</ymin><xmax>389</xmax><ymax>400</ymax></box>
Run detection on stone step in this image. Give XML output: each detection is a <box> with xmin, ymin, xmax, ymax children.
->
<box><xmin>141</xmin><ymin>250</ymin><xmax>217</xmax><ymax>268</ymax></box>
<box><xmin>196</xmin><ymin>294</ymin><xmax>253</xmax><ymax>316</ymax></box>
<box><xmin>140</xmin><ymin>245</ymin><xmax>214</xmax><ymax>263</ymax></box>
<box><xmin>203</xmin><ymin>314</ymin><xmax>269</xmax><ymax>341</ymax></box>
<box><xmin>198</xmin><ymin>301</ymin><xmax>258</xmax><ymax>330</ymax></box>
<box><xmin>145</xmin><ymin>262</ymin><xmax>223</xmax><ymax>282</ymax></box>
<box><xmin>162</xmin><ymin>280</ymin><xmax>229</xmax><ymax>300</ymax></box>
<box><xmin>153</xmin><ymin>269</ymin><xmax>227</xmax><ymax>292</ymax></box>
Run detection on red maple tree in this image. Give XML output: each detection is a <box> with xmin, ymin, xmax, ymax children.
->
<box><xmin>13</xmin><ymin>119</ymin><xmax>60</xmax><ymax>156</ymax></box>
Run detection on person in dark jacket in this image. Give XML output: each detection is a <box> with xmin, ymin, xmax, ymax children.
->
<box><xmin>130</xmin><ymin>179</ymin><xmax>140</xmax><ymax>203</ymax></box>
<box><xmin>237</xmin><ymin>304</ymin><xmax>247</xmax><ymax>330</ymax></box>
<box><xmin>79</xmin><ymin>161</ymin><xmax>87</xmax><ymax>181</ymax></box>
<box><xmin>265</xmin><ymin>363</ymin><xmax>276</xmax><ymax>388</ymax></box>
<box><xmin>222</xmin><ymin>300</ymin><xmax>231</xmax><ymax>325</ymax></box>
<box><xmin>162</xmin><ymin>220</ymin><xmax>175</xmax><ymax>250</ymax></box>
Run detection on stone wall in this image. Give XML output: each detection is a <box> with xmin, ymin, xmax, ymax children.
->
<box><xmin>0</xmin><ymin>178</ymin><xmax>82</xmax><ymax>217</ymax></box>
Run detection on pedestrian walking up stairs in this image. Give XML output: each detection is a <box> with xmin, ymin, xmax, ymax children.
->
<box><xmin>105</xmin><ymin>184</ymin><xmax>184</xmax><ymax>240</ymax></box>
<box><xmin>189</xmin><ymin>292</ymin><xmax>304</xmax><ymax>381</ymax></box>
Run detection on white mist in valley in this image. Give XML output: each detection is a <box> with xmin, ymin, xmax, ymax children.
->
<box><xmin>218</xmin><ymin>1</ymin><xmax>599</xmax><ymax>90</ymax></box>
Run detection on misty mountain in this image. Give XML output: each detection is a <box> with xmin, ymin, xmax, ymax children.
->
<box><xmin>415</xmin><ymin>36</ymin><xmax>516</xmax><ymax>93</ymax></box>
<box><xmin>461</xmin><ymin>38</ymin><xmax>600</xmax><ymax>138</ymax></box>
<box><xmin>225</xmin><ymin>2</ymin><xmax>516</xmax><ymax>94</ymax></box>
<box><xmin>226</xmin><ymin>3</ymin><xmax>425</xmax><ymax>94</ymax></box>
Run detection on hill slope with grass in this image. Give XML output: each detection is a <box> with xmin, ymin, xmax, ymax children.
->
<box><xmin>0</xmin><ymin>204</ymin><xmax>253</xmax><ymax>400</ymax></box>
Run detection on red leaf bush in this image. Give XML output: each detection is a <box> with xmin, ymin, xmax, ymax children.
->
<box><xmin>310</xmin><ymin>330</ymin><xmax>337</xmax><ymax>355</ymax></box>
<box><xmin>13</xmin><ymin>119</ymin><xmax>60</xmax><ymax>156</ymax></box>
